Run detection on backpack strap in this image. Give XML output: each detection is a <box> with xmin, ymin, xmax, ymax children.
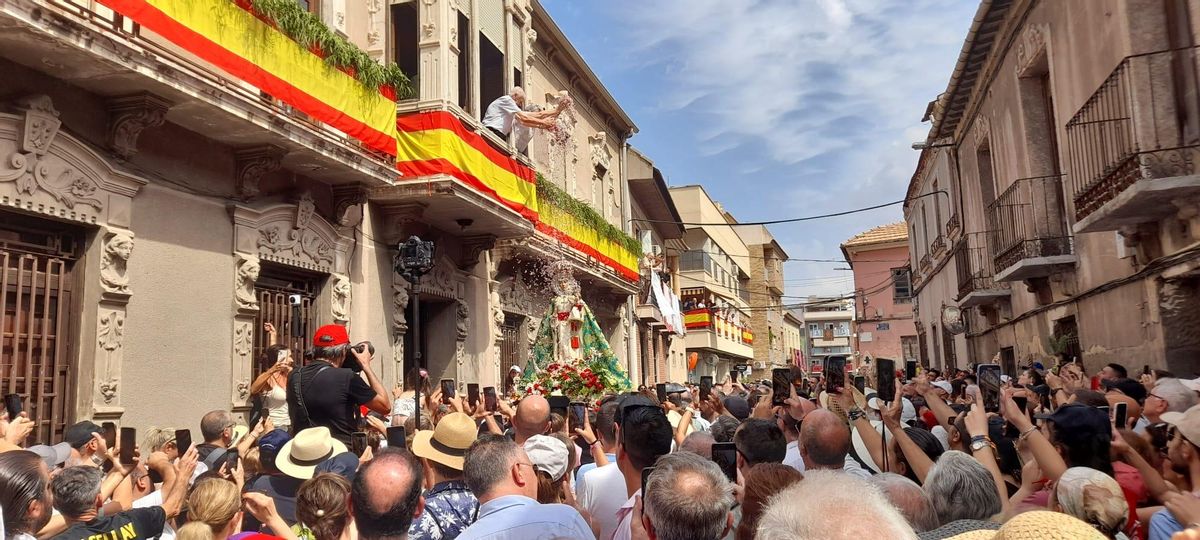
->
<box><xmin>289</xmin><ymin>365</ymin><xmax>330</xmax><ymax>433</ymax></box>
<box><xmin>202</xmin><ymin>448</ymin><xmax>227</xmax><ymax>471</ymax></box>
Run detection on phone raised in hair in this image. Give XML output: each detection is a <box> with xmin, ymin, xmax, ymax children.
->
<box><xmin>3</xmin><ymin>393</ymin><xmax>22</xmax><ymax>419</ymax></box>
<box><xmin>102</xmin><ymin>422</ymin><xmax>118</xmax><ymax>451</ymax></box>
<box><xmin>729</xmin><ymin>369</ymin><xmax>739</xmax><ymax>383</ymax></box>
<box><xmin>119</xmin><ymin>427</ymin><xmax>137</xmax><ymax>465</ymax></box>
<box><xmin>175</xmin><ymin>429</ymin><xmax>193</xmax><ymax>454</ymax></box>
<box><xmin>440</xmin><ymin>379</ymin><xmax>456</xmax><ymax>404</ymax></box>
<box><xmin>853</xmin><ymin>375</ymin><xmax>866</xmax><ymax>395</ymax></box>
<box><xmin>655</xmin><ymin>383</ymin><xmax>668</xmax><ymax>404</ymax></box>
<box><xmin>699</xmin><ymin>376</ymin><xmax>714</xmax><ymax>402</ymax></box>
<box><xmin>824</xmin><ymin>355</ymin><xmax>847</xmax><ymax>394</ymax></box>
<box><xmin>569</xmin><ymin>402</ymin><xmax>587</xmax><ymax>428</ymax></box>
<box><xmin>547</xmin><ymin>395</ymin><xmax>569</xmax><ymax>418</ymax></box>
<box><xmin>771</xmin><ymin>368</ymin><xmax>791</xmax><ymax>406</ymax></box>
<box><xmin>876</xmin><ymin>358</ymin><xmax>896</xmax><ymax>403</ymax></box>
<box><xmin>905</xmin><ymin>360</ymin><xmax>918</xmax><ymax>381</ymax></box>
<box><xmin>351</xmin><ymin>432</ymin><xmax>369</xmax><ymax>457</ymax></box>
<box><xmin>483</xmin><ymin>386</ymin><xmax>499</xmax><ymax>412</ymax></box>
<box><xmin>977</xmin><ymin>363</ymin><xmax>1002</xmax><ymax>413</ymax></box>
<box><xmin>386</xmin><ymin>426</ymin><xmax>407</xmax><ymax>449</ymax></box>
<box><xmin>1114</xmin><ymin>402</ymin><xmax>1129</xmax><ymax>430</ymax></box>
<box><xmin>1143</xmin><ymin>364</ymin><xmax>1151</xmax><ymax>376</ymax></box>
<box><xmin>641</xmin><ymin>466</ymin><xmax>655</xmax><ymax>496</ymax></box>
<box><xmin>711</xmin><ymin>442</ymin><xmax>738</xmax><ymax>482</ymax></box>
<box><xmin>467</xmin><ymin>383</ymin><xmax>481</xmax><ymax>408</ymax></box>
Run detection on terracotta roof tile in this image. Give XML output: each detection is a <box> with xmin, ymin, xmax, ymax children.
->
<box><xmin>842</xmin><ymin>222</ymin><xmax>908</xmax><ymax>248</ymax></box>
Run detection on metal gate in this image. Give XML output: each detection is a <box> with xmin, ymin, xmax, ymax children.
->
<box><xmin>252</xmin><ymin>265</ymin><xmax>320</xmax><ymax>377</ymax></box>
<box><xmin>0</xmin><ymin>222</ymin><xmax>76</xmax><ymax>446</ymax></box>
<box><xmin>498</xmin><ymin>316</ymin><xmax>520</xmax><ymax>388</ymax></box>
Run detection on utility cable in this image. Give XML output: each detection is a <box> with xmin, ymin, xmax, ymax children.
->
<box><xmin>633</xmin><ymin>191</ymin><xmax>950</xmax><ymax>227</ymax></box>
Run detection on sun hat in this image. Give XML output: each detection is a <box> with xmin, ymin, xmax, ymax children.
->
<box><xmin>1161</xmin><ymin>403</ymin><xmax>1200</xmax><ymax>447</ymax></box>
<box><xmin>523</xmin><ymin>435</ymin><xmax>569</xmax><ymax>481</ymax></box>
<box><xmin>932</xmin><ymin>381</ymin><xmax>953</xmax><ymax>395</ymax></box>
<box><xmin>941</xmin><ymin>510</ymin><xmax>1106</xmax><ymax>539</ymax></box>
<box><xmin>276</xmin><ymin>427</ymin><xmax>348</xmax><ymax>480</ymax></box>
<box><xmin>411</xmin><ymin>412</ymin><xmax>476</xmax><ymax>470</ymax></box>
<box><xmin>29</xmin><ymin>443</ymin><xmax>71</xmax><ymax>468</ymax></box>
<box><xmin>312</xmin><ymin>324</ymin><xmax>350</xmax><ymax>347</ymax></box>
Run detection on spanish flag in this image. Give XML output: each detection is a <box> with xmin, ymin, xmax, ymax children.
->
<box><xmin>96</xmin><ymin>0</ymin><xmax>401</xmax><ymax>158</ymax></box>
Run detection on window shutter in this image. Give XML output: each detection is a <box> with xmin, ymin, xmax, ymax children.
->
<box><xmin>478</xmin><ymin>0</ymin><xmax>505</xmax><ymax>49</ymax></box>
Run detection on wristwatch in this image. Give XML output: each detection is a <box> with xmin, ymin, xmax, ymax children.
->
<box><xmin>969</xmin><ymin>435</ymin><xmax>994</xmax><ymax>453</ymax></box>
<box><xmin>847</xmin><ymin>407</ymin><xmax>866</xmax><ymax>422</ymax></box>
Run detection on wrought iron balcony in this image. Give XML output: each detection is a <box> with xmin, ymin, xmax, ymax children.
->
<box><xmin>954</xmin><ymin>232</ymin><xmax>1010</xmax><ymax>307</ymax></box>
<box><xmin>947</xmin><ymin>213</ymin><xmax>962</xmax><ymax>237</ymax></box>
<box><xmin>930</xmin><ymin>234</ymin><xmax>948</xmax><ymax>259</ymax></box>
<box><xmin>919</xmin><ymin>253</ymin><xmax>932</xmax><ymax>274</ymax></box>
<box><xmin>986</xmin><ymin>175</ymin><xmax>1075</xmax><ymax>282</ymax></box>
<box><xmin>1066</xmin><ymin>46</ymin><xmax>1200</xmax><ymax>233</ymax></box>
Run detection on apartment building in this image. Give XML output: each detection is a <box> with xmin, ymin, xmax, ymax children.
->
<box><xmin>736</xmin><ymin>225</ymin><xmax>790</xmax><ymax>378</ymax></box>
<box><xmin>800</xmin><ymin>297</ymin><xmax>854</xmax><ymax>372</ymax></box>
<box><xmin>841</xmin><ymin>223</ymin><xmax>918</xmax><ymax>363</ymax></box>
<box><xmin>905</xmin><ymin>0</ymin><xmax>1200</xmax><ymax>375</ymax></box>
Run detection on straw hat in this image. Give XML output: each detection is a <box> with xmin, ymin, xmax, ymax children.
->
<box><xmin>944</xmin><ymin>511</ymin><xmax>1106</xmax><ymax>540</ymax></box>
<box><xmin>411</xmin><ymin>412</ymin><xmax>476</xmax><ymax>470</ymax></box>
<box><xmin>276</xmin><ymin>427</ymin><xmax>348</xmax><ymax>480</ymax></box>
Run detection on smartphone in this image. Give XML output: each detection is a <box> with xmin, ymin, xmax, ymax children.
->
<box><xmin>225</xmin><ymin>448</ymin><xmax>239</xmax><ymax>470</ymax></box>
<box><xmin>351</xmin><ymin>432</ymin><xmax>369</xmax><ymax>456</ymax></box>
<box><xmin>977</xmin><ymin>363</ymin><xmax>1002</xmax><ymax>413</ymax></box>
<box><xmin>440</xmin><ymin>379</ymin><xmax>456</xmax><ymax>404</ymax></box>
<box><xmin>119</xmin><ymin>427</ymin><xmax>137</xmax><ymax>465</ymax></box>
<box><xmin>386</xmin><ymin>426</ymin><xmax>407</xmax><ymax>449</ymax></box>
<box><xmin>730</xmin><ymin>369</ymin><xmax>739</xmax><ymax>383</ymax></box>
<box><xmin>1143</xmin><ymin>365</ymin><xmax>1151</xmax><ymax>376</ymax></box>
<box><xmin>1114</xmin><ymin>402</ymin><xmax>1128</xmax><ymax>430</ymax></box>
<box><xmin>771</xmin><ymin>368</ymin><xmax>790</xmax><ymax>406</ymax></box>
<box><xmin>711</xmin><ymin>442</ymin><xmax>738</xmax><ymax>482</ymax></box>
<box><xmin>699</xmin><ymin>376</ymin><xmax>713</xmax><ymax>401</ymax></box>
<box><xmin>483</xmin><ymin>386</ymin><xmax>498</xmax><ymax>412</ymax></box>
<box><xmin>825</xmin><ymin>355</ymin><xmax>847</xmax><ymax>394</ymax></box>
<box><xmin>853</xmin><ymin>375</ymin><xmax>866</xmax><ymax>395</ymax></box>
<box><xmin>493</xmin><ymin>413</ymin><xmax>504</xmax><ymax>428</ymax></box>
<box><xmin>174</xmin><ymin>429</ymin><xmax>192</xmax><ymax>454</ymax></box>
<box><xmin>569</xmin><ymin>402</ymin><xmax>586</xmax><ymax>428</ymax></box>
<box><xmin>905</xmin><ymin>360</ymin><xmax>918</xmax><ymax>381</ymax></box>
<box><xmin>3</xmin><ymin>393</ymin><xmax>22</xmax><ymax>418</ymax></box>
<box><xmin>547</xmin><ymin>395</ymin><xmax>569</xmax><ymax>418</ymax></box>
<box><xmin>102</xmin><ymin>422</ymin><xmax>117</xmax><ymax>450</ymax></box>
<box><xmin>1012</xmin><ymin>396</ymin><xmax>1028</xmax><ymax>417</ymax></box>
<box><xmin>467</xmin><ymin>383</ymin><xmax>480</xmax><ymax>407</ymax></box>
<box><xmin>641</xmin><ymin>466</ymin><xmax>655</xmax><ymax>495</ymax></box>
<box><xmin>655</xmin><ymin>383</ymin><xmax>668</xmax><ymax>403</ymax></box>
<box><xmin>876</xmin><ymin>359</ymin><xmax>896</xmax><ymax>404</ymax></box>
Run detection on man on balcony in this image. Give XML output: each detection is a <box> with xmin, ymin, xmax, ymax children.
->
<box><xmin>482</xmin><ymin>87</ymin><xmax>570</xmax><ymax>150</ymax></box>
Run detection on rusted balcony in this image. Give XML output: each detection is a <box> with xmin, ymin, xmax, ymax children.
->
<box><xmin>919</xmin><ymin>253</ymin><xmax>932</xmax><ymax>274</ymax></box>
<box><xmin>930</xmin><ymin>234</ymin><xmax>948</xmax><ymax>259</ymax></box>
<box><xmin>1067</xmin><ymin>46</ymin><xmax>1200</xmax><ymax>233</ymax></box>
<box><xmin>986</xmin><ymin>175</ymin><xmax>1075</xmax><ymax>282</ymax></box>
<box><xmin>954</xmin><ymin>232</ymin><xmax>1010</xmax><ymax>307</ymax></box>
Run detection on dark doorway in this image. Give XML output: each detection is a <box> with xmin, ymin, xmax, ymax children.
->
<box><xmin>391</xmin><ymin>3</ymin><xmax>419</xmax><ymax>98</ymax></box>
<box><xmin>479</xmin><ymin>34</ymin><xmax>505</xmax><ymax>118</ymax></box>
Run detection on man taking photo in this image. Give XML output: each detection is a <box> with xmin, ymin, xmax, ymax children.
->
<box><xmin>288</xmin><ymin>324</ymin><xmax>390</xmax><ymax>445</ymax></box>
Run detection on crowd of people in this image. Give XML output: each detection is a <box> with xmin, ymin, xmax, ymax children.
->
<box><xmin>3</xmin><ymin>323</ymin><xmax>1200</xmax><ymax>540</ymax></box>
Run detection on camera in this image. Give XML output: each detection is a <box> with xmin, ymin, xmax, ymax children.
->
<box><xmin>344</xmin><ymin>341</ymin><xmax>374</xmax><ymax>373</ymax></box>
<box><xmin>288</xmin><ymin>294</ymin><xmax>302</xmax><ymax>306</ymax></box>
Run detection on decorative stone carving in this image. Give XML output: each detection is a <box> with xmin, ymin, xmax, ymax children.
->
<box><xmin>235</xmin><ymin>256</ymin><xmax>261</xmax><ymax>311</ymax></box>
<box><xmin>1</xmin><ymin>96</ymin><xmax>105</xmax><ymax>211</ymax></box>
<box><xmin>526</xmin><ymin>28</ymin><xmax>538</xmax><ymax>67</ymax></box>
<box><xmin>332</xmin><ymin>275</ymin><xmax>351</xmax><ymax>322</ymax></box>
<box><xmin>98</xmin><ymin>311</ymin><xmax>125</xmax><ymax>351</ymax></box>
<box><xmin>236</xmin><ymin>380</ymin><xmax>251</xmax><ymax>399</ymax></box>
<box><xmin>589</xmin><ymin>132</ymin><xmax>612</xmax><ymax>172</ymax></box>
<box><xmin>99</xmin><ymin>379</ymin><xmax>119</xmax><ymax>404</ymax></box>
<box><xmin>231</xmin><ymin>198</ymin><xmax>351</xmax><ymax>274</ymax></box>
<box><xmin>460</xmin><ymin>235</ymin><xmax>497</xmax><ymax>270</ymax></box>
<box><xmin>332</xmin><ymin>185</ymin><xmax>368</xmax><ymax>228</ymax></box>
<box><xmin>971</xmin><ymin>115</ymin><xmax>991</xmax><ymax>148</ymax></box>
<box><xmin>257</xmin><ymin>220</ymin><xmax>336</xmax><ymax>269</ymax></box>
<box><xmin>366</xmin><ymin>0</ymin><xmax>383</xmax><ymax>47</ymax></box>
<box><xmin>456</xmin><ymin>299</ymin><xmax>470</xmax><ymax>341</ymax></box>
<box><xmin>1141</xmin><ymin>148</ymin><xmax>1197</xmax><ymax>179</ymax></box>
<box><xmin>234</xmin><ymin>322</ymin><xmax>253</xmax><ymax>358</ymax></box>
<box><xmin>422</xmin><ymin>22</ymin><xmax>436</xmax><ymax>39</ymax></box>
<box><xmin>106</xmin><ymin>93</ymin><xmax>172</xmax><ymax>160</ymax></box>
<box><xmin>1014</xmin><ymin>24</ymin><xmax>1049</xmax><ymax>76</ymax></box>
<box><xmin>393</xmin><ymin>278</ymin><xmax>410</xmax><ymax>330</ymax></box>
<box><xmin>497</xmin><ymin>273</ymin><xmax>543</xmax><ymax>316</ymax></box>
<box><xmin>490</xmin><ymin>285</ymin><xmax>505</xmax><ymax>341</ymax></box>
<box><xmin>100</xmin><ymin>232</ymin><xmax>134</xmax><ymax>296</ymax></box>
<box><xmin>234</xmin><ymin>145</ymin><xmax>285</xmax><ymax>200</ymax></box>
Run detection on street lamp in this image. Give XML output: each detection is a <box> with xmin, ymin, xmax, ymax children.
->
<box><xmin>394</xmin><ymin>235</ymin><xmax>435</xmax><ymax>422</ymax></box>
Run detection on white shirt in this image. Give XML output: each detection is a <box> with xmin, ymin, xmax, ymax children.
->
<box><xmin>842</xmin><ymin>454</ymin><xmax>873</xmax><ymax>479</ymax></box>
<box><xmin>578</xmin><ymin>463</ymin><xmax>627</xmax><ymax>540</ymax></box>
<box><xmin>482</xmin><ymin>95</ymin><xmax>522</xmax><ymax>135</ymax></box>
<box><xmin>783</xmin><ymin>441</ymin><xmax>806</xmax><ymax>472</ymax></box>
<box><xmin>132</xmin><ymin>491</ymin><xmax>175</xmax><ymax>540</ymax></box>
<box><xmin>610</xmin><ymin>490</ymin><xmax>640</xmax><ymax>540</ymax></box>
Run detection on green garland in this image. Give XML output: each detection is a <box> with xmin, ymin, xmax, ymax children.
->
<box><xmin>248</xmin><ymin>0</ymin><xmax>415</xmax><ymax>98</ymax></box>
<box><xmin>536</xmin><ymin>173</ymin><xmax>642</xmax><ymax>256</ymax></box>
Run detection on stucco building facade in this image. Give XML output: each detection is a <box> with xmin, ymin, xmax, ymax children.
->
<box><xmin>736</xmin><ymin>225</ymin><xmax>790</xmax><ymax>378</ymax></box>
<box><xmin>842</xmin><ymin>223</ymin><xmax>918</xmax><ymax>363</ymax></box>
<box><xmin>0</xmin><ymin>0</ymin><xmax>648</xmax><ymax>443</ymax></box>
<box><xmin>905</xmin><ymin>0</ymin><xmax>1200</xmax><ymax>375</ymax></box>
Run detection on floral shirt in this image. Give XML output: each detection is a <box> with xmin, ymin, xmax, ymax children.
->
<box><xmin>409</xmin><ymin>480</ymin><xmax>479</xmax><ymax>540</ymax></box>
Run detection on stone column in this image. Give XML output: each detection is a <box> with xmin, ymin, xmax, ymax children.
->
<box><xmin>230</xmin><ymin>255</ymin><xmax>261</xmax><ymax>411</ymax></box>
<box><xmin>94</xmin><ymin>229</ymin><xmax>135</xmax><ymax>422</ymax></box>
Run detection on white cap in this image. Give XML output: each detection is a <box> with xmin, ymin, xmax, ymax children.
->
<box><xmin>523</xmin><ymin>435</ymin><xmax>569</xmax><ymax>481</ymax></box>
<box><xmin>931</xmin><ymin>381</ymin><xmax>953</xmax><ymax>395</ymax></box>
<box><xmin>1183</xmin><ymin>377</ymin><xmax>1200</xmax><ymax>394</ymax></box>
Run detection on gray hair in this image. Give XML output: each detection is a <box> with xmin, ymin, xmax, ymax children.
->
<box><xmin>923</xmin><ymin>450</ymin><xmax>1002</xmax><ymax>524</ymax></box>
<box><xmin>200</xmin><ymin>410</ymin><xmax>233</xmax><ymax>442</ymax></box>
<box><xmin>313</xmin><ymin>344</ymin><xmax>350</xmax><ymax>363</ymax></box>
<box><xmin>755</xmin><ymin>470</ymin><xmax>917</xmax><ymax>540</ymax></box>
<box><xmin>1155</xmin><ymin>378</ymin><xmax>1199</xmax><ymax>413</ymax></box>
<box><xmin>51</xmin><ymin>466</ymin><xmax>104</xmax><ymax>518</ymax></box>
<box><xmin>463</xmin><ymin>435</ymin><xmax>520</xmax><ymax>497</ymax></box>
<box><xmin>644</xmin><ymin>452</ymin><xmax>733</xmax><ymax>540</ymax></box>
<box><xmin>868</xmin><ymin>472</ymin><xmax>939</xmax><ymax>533</ymax></box>
<box><xmin>680</xmin><ymin>431</ymin><xmax>715</xmax><ymax>459</ymax></box>
<box><xmin>710</xmin><ymin>416</ymin><xmax>740</xmax><ymax>443</ymax></box>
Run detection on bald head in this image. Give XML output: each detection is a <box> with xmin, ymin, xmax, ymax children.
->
<box><xmin>351</xmin><ymin>448</ymin><xmax>424</xmax><ymax>540</ymax></box>
<box><xmin>514</xmin><ymin>395</ymin><xmax>550</xmax><ymax>443</ymax></box>
<box><xmin>681</xmin><ymin>431</ymin><xmax>715</xmax><ymax>459</ymax></box>
<box><xmin>800</xmin><ymin>409</ymin><xmax>850</xmax><ymax>470</ymax></box>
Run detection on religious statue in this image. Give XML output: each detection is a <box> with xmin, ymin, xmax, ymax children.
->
<box><xmin>331</xmin><ymin>276</ymin><xmax>351</xmax><ymax>321</ymax></box>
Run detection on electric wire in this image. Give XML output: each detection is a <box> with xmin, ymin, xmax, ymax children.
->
<box><xmin>633</xmin><ymin>191</ymin><xmax>949</xmax><ymax>227</ymax></box>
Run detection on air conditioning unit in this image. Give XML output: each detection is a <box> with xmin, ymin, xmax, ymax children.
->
<box><xmin>753</xmin><ymin>361</ymin><xmax>767</xmax><ymax>370</ymax></box>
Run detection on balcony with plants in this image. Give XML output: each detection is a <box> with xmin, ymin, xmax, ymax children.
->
<box><xmin>1066</xmin><ymin>46</ymin><xmax>1200</xmax><ymax>233</ymax></box>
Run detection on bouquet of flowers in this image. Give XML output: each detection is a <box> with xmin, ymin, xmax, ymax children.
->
<box><xmin>523</xmin><ymin>352</ymin><xmax>627</xmax><ymax>402</ymax></box>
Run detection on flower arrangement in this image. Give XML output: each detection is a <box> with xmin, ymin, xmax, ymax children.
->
<box><xmin>523</xmin><ymin>353</ymin><xmax>628</xmax><ymax>402</ymax></box>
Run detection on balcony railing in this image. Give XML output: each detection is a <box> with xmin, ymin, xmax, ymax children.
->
<box><xmin>1066</xmin><ymin>46</ymin><xmax>1200</xmax><ymax>226</ymax></box>
<box><xmin>947</xmin><ymin>213</ymin><xmax>962</xmax><ymax>237</ymax></box>
<box><xmin>930</xmin><ymin>234</ymin><xmax>948</xmax><ymax>259</ymax></box>
<box><xmin>919</xmin><ymin>253</ymin><xmax>932</xmax><ymax>274</ymax></box>
<box><xmin>986</xmin><ymin>175</ymin><xmax>1074</xmax><ymax>278</ymax></box>
<box><xmin>955</xmin><ymin>232</ymin><xmax>1010</xmax><ymax>304</ymax></box>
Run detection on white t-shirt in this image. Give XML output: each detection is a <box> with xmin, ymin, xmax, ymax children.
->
<box><xmin>783</xmin><ymin>440</ymin><xmax>806</xmax><ymax>472</ymax></box>
<box><xmin>482</xmin><ymin>95</ymin><xmax>522</xmax><ymax>135</ymax></box>
<box><xmin>577</xmin><ymin>463</ymin><xmax>627</xmax><ymax>540</ymax></box>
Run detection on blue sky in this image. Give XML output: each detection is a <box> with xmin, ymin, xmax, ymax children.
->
<box><xmin>541</xmin><ymin>0</ymin><xmax>979</xmax><ymax>300</ymax></box>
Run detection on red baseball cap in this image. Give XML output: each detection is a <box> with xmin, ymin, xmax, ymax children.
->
<box><xmin>313</xmin><ymin>324</ymin><xmax>350</xmax><ymax>347</ymax></box>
